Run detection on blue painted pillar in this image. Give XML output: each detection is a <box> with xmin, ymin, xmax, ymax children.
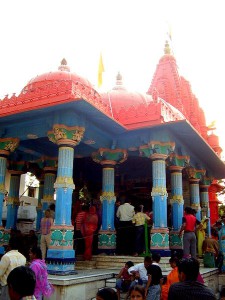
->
<box><xmin>92</xmin><ymin>148</ymin><xmax>127</xmax><ymax>254</ymax></box>
<box><xmin>169</xmin><ymin>166</ymin><xmax>184</xmax><ymax>250</ymax></box>
<box><xmin>189</xmin><ymin>179</ymin><xmax>201</xmax><ymax>220</ymax></box>
<box><xmin>6</xmin><ymin>171</ymin><xmax>22</xmax><ymax>230</ymax></box>
<box><xmin>36</xmin><ymin>178</ymin><xmax>44</xmax><ymax>231</ymax></box>
<box><xmin>150</xmin><ymin>153</ymin><xmax>170</xmax><ymax>256</ymax></box>
<box><xmin>99</xmin><ymin>164</ymin><xmax>116</xmax><ymax>253</ymax></box>
<box><xmin>187</xmin><ymin>168</ymin><xmax>206</xmax><ymax>221</ymax></box>
<box><xmin>140</xmin><ymin>141</ymin><xmax>176</xmax><ymax>257</ymax></box>
<box><xmin>42</xmin><ymin>167</ymin><xmax>57</xmax><ymax>212</ymax></box>
<box><xmin>0</xmin><ymin>138</ymin><xmax>19</xmax><ymax>254</ymax></box>
<box><xmin>47</xmin><ymin>124</ymin><xmax>85</xmax><ymax>275</ymax></box>
<box><xmin>0</xmin><ymin>155</ymin><xmax>8</xmax><ymax>254</ymax></box>
<box><xmin>200</xmin><ymin>183</ymin><xmax>211</xmax><ymax>237</ymax></box>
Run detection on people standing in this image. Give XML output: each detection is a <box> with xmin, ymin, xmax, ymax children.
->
<box><xmin>40</xmin><ymin>209</ymin><xmax>53</xmax><ymax>260</ymax></box>
<box><xmin>74</xmin><ymin>205</ymin><xmax>89</xmax><ymax>254</ymax></box>
<box><xmin>196</xmin><ymin>216</ymin><xmax>209</xmax><ymax>258</ymax></box>
<box><xmin>145</xmin><ymin>253</ymin><xmax>163</xmax><ymax>300</ymax></box>
<box><xmin>202</xmin><ymin>236</ymin><xmax>219</xmax><ymax>268</ymax></box>
<box><xmin>132</xmin><ymin>205</ymin><xmax>150</xmax><ymax>256</ymax></box>
<box><xmin>29</xmin><ymin>246</ymin><xmax>54</xmax><ymax>300</ymax></box>
<box><xmin>218</xmin><ymin>215</ymin><xmax>225</xmax><ymax>272</ymax></box>
<box><xmin>116</xmin><ymin>197</ymin><xmax>135</xmax><ymax>255</ymax></box>
<box><xmin>81</xmin><ymin>206</ymin><xmax>98</xmax><ymax>260</ymax></box>
<box><xmin>179</xmin><ymin>207</ymin><xmax>200</xmax><ymax>258</ymax></box>
<box><xmin>0</xmin><ymin>236</ymin><xmax>26</xmax><ymax>300</ymax></box>
<box><xmin>168</xmin><ymin>258</ymin><xmax>216</xmax><ymax>300</ymax></box>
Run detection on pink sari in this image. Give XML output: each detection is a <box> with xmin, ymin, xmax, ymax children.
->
<box><xmin>30</xmin><ymin>259</ymin><xmax>54</xmax><ymax>300</ymax></box>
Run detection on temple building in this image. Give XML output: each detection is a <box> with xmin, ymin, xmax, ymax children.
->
<box><xmin>0</xmin><ymin>41</ymin><xmax>224</xmax><ymax>274</ymax></box>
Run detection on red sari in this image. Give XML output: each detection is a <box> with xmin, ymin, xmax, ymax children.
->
<box><xmin>81</xmin><ymin>206</ymin><xmax>98</xmax><ymax>260</ymax></box>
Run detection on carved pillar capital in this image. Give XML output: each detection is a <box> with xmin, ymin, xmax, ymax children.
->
<box><xmin>48</xmin><ymin>124</ymin><xmax>85</xmax><ymax>147</ymax></box>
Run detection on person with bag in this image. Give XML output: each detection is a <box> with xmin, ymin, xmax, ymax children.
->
<box><xmin>29</xmin><ymin>246</ymin><xmax>54</xmax><ymax>300</ymax></box>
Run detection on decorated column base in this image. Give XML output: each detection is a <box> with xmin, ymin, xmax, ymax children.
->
<box><xmin>3</xmin><ymin>229</ymin><xmax>11</xmax><ymax>249</ymax></box>
<box><xmin>46</xmin><ymin>225</ymin><xmax>77</xmax><ymax>275</ymax></box>
<box><xmin>0</xmin><ymin>226</ymin><xmax>5</xmax><ymax>254</ymax></box>
<box><xmin>98</xmin><ymin>230</ymin><xmax>116</xmax><ymax>254</ymax></box>
<box><xmin>169</xmin><ymin>230</ymin><xmax>183</xmax><ymax>258</ymax></box>
<box><xmin>150</xmin><ymin>228</ymin><xmax>171</xmax><ymax>257</ymax></box>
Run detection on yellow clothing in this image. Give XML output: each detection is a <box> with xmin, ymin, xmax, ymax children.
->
<box><xmin>132</xmin><ymin>212</ymin><xmax>150</xmax><ymax>226</ymax></box>
<box><xmin>0</xmin><ymin>250</ymin><xmax>26</xmax><ymax>286</ymax></box>
<box><xmin>197</xmin><ymin>218</ymin><xmax>207</xmax><ymax>257</ymax></box>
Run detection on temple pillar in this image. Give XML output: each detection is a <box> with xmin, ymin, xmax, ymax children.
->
<box><xmin>140</xmin><ymin>141</ymin><xmax>175</xmax><ymax>256</ymax></box>
<box><xmin>200</xmin><ymin>176</ymin><xmax>212</xmax><ymax>237</ymax></box>
<box><xmin>47</xmin><ymin>124</ymin><xmax>85</xmax><ymax>275</ymax></box>
<box><xmin>6</xmin><ymin>164</ymin><xmax>24</xmax><ymax>230</ymax></box>
<box><xmin>208</xmin><ymin>180</ymin><xmax>222</xmax><ymax>226</ymax></box>
<box><xmin>167</xmin><ymin>154</ymin><xmax>189</xmax><ymax>251</ymax></box>
<box><xmin>42</xmin><ymin>160</ymin><xmax>57</xmax><ymax>211</ymax></box>
<box><xmin>36</xmin><ymin>177</ymin><xmax>44</xmax><ymax>231</ymax></box>
<box><xmin>0</xmin><ymin>138</ymin><xmax>19</xmax><ymax>254</ymax></box>
<box><xmin>187</xmin><ymin>168</ymin><xmax>206</xmax><ymax>221</ymax></box>
<box><xmin>92</xmin><ymin>148</ymin><xmax>127</xmax><ymax>254</ymax></box>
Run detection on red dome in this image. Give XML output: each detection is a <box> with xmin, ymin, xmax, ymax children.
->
<box><xmin>101</xmin><ymin>73</ymin><xmax>151</xmax><ymax>113</ymax></box>
<box><xmin>21</xmin><ymin>59</ymin><xmax>93</xmax><ymax>94</ymax></box>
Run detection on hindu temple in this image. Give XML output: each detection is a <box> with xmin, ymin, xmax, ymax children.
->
<box><xmin>0</xmin><ymin>41</ymin><xmax>224</xmax><ymax>286</ymax></box>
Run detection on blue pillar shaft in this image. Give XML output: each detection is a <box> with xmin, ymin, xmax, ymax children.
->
<box><xmin>152</xmin><ymin>159</ymin><xmax>167</xmax><ymax>228</ymax></box>
<box><xmin>200</xmin><ymin>186</ymin><xmax>211</xmax><ymax>236</ymax></box>
<box><xmin>101</xmin><ymin>167</ymin><xmax>116</xmax><ymax>230</ymax></box>
<box><xmin>0</xmin><ymin>156</ymin><xmax>7</xmax><ymax>227</ymax></box>
<box><xmin>55</xmin><ymin>147</ymin><xmax>74</xmax><ymax>226</ymax></box>
<box><xmin>190</xmin><ymin>180</ymin><xmax>201</xmax><ymax>220</ymax></box>
<box><xmin>36</xmin><ymin>183</ymin><xmax>44</xmax><ymax>231</ymax></box>
<box><xmin>6</xmin><ymin>174</ymin><xmax>20</xmax><ymax>229</ymax></box>
<box><xmin>170</xmin><ymin>170</ymin><xmax>183</xmax><ymax>230</ymax></box>
<box><xmin>43</xmin><ymin>172</ymin><xmax>56</xmax><ymax>207</ymax></box>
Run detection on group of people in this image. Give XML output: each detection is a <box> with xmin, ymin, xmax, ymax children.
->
<box><xmin>116</xmin><ymin>198</ymin><xmax>151</xmax><ymax>256</ymax></box>
<box><xmin>179</xmin><ymin>206</ymin><xmax>224</xmax><ymax>272</ymax></box>
<box><xmin>0</xmin><ymin>236</ymin><xmax>54</xmax><ymax>300</ymax></box>
<box><xmin>114</xmin><ymin>253</ymin><xmax>215</xmax><ymax>300</ymax></box>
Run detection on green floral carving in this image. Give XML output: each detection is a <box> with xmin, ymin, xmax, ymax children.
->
<box><xmin>98</xmin><ymin>233</ymin><xmax>116</xmax><ymax>248</ymax></box>
<box><xmin>64</xmin><ymin>230</ymin><xmax>73</xmax><ymax>241</ymax></box>
<box><xmin>151</xmin><ymin>232</ymin><xmax>169</xmax><ymax>248</ymax></box>
<box><xmin>51</xmin><ymin>230</ymin><xmax>63</xmax><ymax>241</ymax></box>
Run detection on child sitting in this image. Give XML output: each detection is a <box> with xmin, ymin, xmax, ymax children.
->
<box><xmin>116</xmin><ymin>261</ymin><xmax>134</xmax><ymax>300</ymax></box>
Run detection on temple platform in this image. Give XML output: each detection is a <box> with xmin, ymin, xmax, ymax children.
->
<box><xmin>47</xmin><ymin>255</ymin><xmax>222</xmax><ymax>300</ymax></box>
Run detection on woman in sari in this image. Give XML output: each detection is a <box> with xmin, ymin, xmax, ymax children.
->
<box><xmin>81</xmin><ymin>206</ymin><xmax>98</xmax><ymax>260</ymax></box>
<box><xmin>161</xmin><ymin>257</ymin><xmax>179</xmax><ymax>300</ymax></box>
<box><xmin>196</xmin><ymin>216</ymin><xmax>209</xmax><ymax>258</ymax></box>
<box><xmin>29</xmin><ymin>246</ymin><xmax>54</xmax><ymax>300</ymax></box>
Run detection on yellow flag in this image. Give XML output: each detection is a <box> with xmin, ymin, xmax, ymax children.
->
<box><xmin>98</xmin><ymin>53</ymin><xmax>105</xmax><ymax>88</ymax></box>
<box><xmin>208</xmin><ymin>120</ymin><xmax>217</xmax><ymax>130</ymax></box>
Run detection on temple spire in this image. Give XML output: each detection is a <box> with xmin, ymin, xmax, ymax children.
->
<box><xmin>164</xmin><ymin>40</ymin><xmax>171</xmax><ymax>55</ymax></box>
<box><xmin>112</xmin><ymin>72</ymin><xmax>126</xmax><ymax>90</ymax></box>
<box><xmin>58</xmin><ymin>58</ymin><xmax>70</xmax><ymax>72</ymax></box>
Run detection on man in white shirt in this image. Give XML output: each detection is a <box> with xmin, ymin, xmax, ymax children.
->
<box><xmin>116</xmin><ymin>197</ymin><xmax>135</xmax><ymax>255</ymax></box>
<box><xmin>0</xmin><ymin>236</ymin><xmax>26</xmax><ymax>300</ymax></box>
